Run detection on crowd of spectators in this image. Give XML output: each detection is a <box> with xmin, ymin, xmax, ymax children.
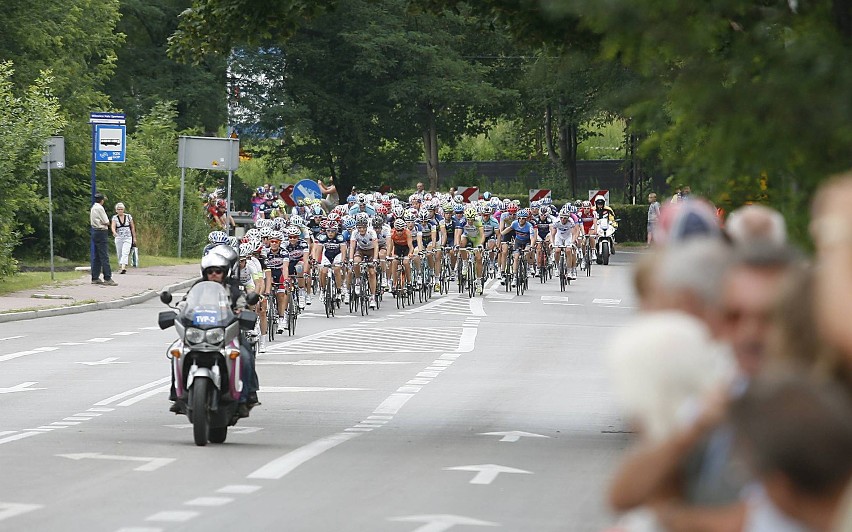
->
<box><xmin>606</xmin><ymin>174</ymin><xmax>852</xmax><ymax>532</ymax></box>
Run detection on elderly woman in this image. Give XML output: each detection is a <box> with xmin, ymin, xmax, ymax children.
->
<box><xmin>110</xmin><ymin>202</ymin><xmax>137</xmax><ymax>274</ymax></box>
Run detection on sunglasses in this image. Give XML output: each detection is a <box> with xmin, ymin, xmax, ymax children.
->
<box><xmin>206</xmin><ymin>267</ymin><xmax>225</xmax><ymax>274</ymax></box>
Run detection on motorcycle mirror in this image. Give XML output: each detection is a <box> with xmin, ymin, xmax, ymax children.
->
<box><xmin>159</xmin><ymin>291</ymin><xmax>173</xmax><ymax>305</ymax></box>
<box><xmin>245</xmin><ymin>292</ymin><xmax>260</xmax><ymax>306</ymax></box>
<box><xmin>158</xmin><ymin>310</ymin><xmax>176</xmax><ymax>330</ymax></box>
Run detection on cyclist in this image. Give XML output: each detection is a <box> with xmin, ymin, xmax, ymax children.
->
<box><xmin>349</xmin><ymin>218</ymin><xmax>379</xmax><ymax>308</ymax></box>
<box><xmin>501</xmin><ymin>208</ymin><xmax>537</xmax><ymax>287</ymax></box>
<box><xmin>348</xmin><ymin>193</ymin><xmax>376</xmax><ymax>217</ymax></box>
<box><xmin>404</xmin><ymin>212</ymin><xmax>425</xmax><ymax>286</ymax></box>
<box><xmin>579</xmin><ymin>200</ymin><xmax>597</xmax><ymax>259</ymax></box>
<box><xmin>264</xmin><ymin>230</ymin><xmax>290</xmax><ymax>334</ymax></box>
<box><xmin>372</xmin><ymin>215</ymin><xmax>392</xmax><ymax>290</ymax></box>
<box><xmin>315</xmin><ymin>221</ymin><xmax>346</xmax><ymax>305</ymax></box>
<box><xmin>534</xmin><ymin>206</ymin><xmax>555</xmax><ymax>278</ymax></box>
<box><xmin>203</xmin><ymin>230</ymin><xmax>229</xmax><ymax>256</ymax></box>
<box><xmin>498</xmin><ymin>203</ymin><xmax>519</xmax><ymax>283</ymax></box>
<box><xmin>388</xmin><ymin>218</ymin><xmax>414</xmax><ymax>295</ymax></box>
<box><xmin>284</xmin><ymin>225</ymin><xmax>312</xmax><ymax>310</ymax></box>
<box><xmin>455</xmin><ymin>206</ymin><xmax>486</xmax><ymax>294</ymax></box>
<box><xmin>552</xmin><ymin>206</ymin><xmax>581</xmax><ymax>280</ymax></box>
<box><xmin>480</xmin><ymin>205</ymin><xmax>500</xmax><ymax>277</ymax></box>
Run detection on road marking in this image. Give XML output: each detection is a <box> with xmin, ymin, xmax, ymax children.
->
<box><xmin>248</xmin><ymin>432</ymin><xmax>361</xmax><ymax>480</ymax></box>
<box><xmin>139</xmin><ymin>326</ymin><xmax>161</xmax><ymax>330</ymax></box>
<box><xmin>469</xmin><ymin>297</ymin><xmax>486</xmax><ymax>316</ymax></box>
<box><xmin>374</xmin><ymin>393</ymin><xmax>414</xmax><ymax>415</ymax></box>
<box><xmin>0</xmin><ymin>382</ymin><xmax>45</xmax><ymax>394</ymax></box>
<box><xmin>432</xmin><ymin>360</ymin><xmax>453</xmax><ymax>366</ymax></box>
<box><xmin>0</xmin><ymin>335</ymin><xmax>24</xmax><ymax>341</ymax></box>
<box><xmin>425</xmin><ymin>366</ymin><xmax>447</xmax><ymax>372</ymax></box>
<box><xmin>479</xmin><ymin>431</ymin><xmax>550</xmax><ymax>443</ymax></box>
<box><xmin>87</xmin><ymin>337</ymin><xmax>114</xmax><ymax>343</ymax></box>
<box><xmin>266</xmin><ymin>326</ymin><xmax>463</xmax><ymax>355</ymax></box>
<box><xmin>26</xmin><ymin>428</ymin><xmax>54</xmax><ymax>432</ymax></box>
<box><xmin>489</xmin><ymin>300</ymin><xmax>529</xmax><ymax>304</ymax></box>
<box><xmin>368</xmin><ymin>415</ymin><xmax>393</xmax><ymax>420</ymax></box>
<box><xmin>344</xmin><ymin>427</ymin><xmax>373</xmax><ymax>432</ymax></box>
<box><xmin>0</xmin><ymin>431</ymin><xmax>16</xmax><ymax>437</ymax></box>
<box><xmin>74</xmin><ymin>412</ymin><xmax>101</xmax><ymax>417</ymax></box>
<box><xmin>439</xmin><ymin>353</ymin><xmax>461</xmax><ymax>360</ymax></box>
<box><xmin>184</xmin><ymin>497</ymin><xmax>233</xmax><ymax>507</ymax></box>
<box><xmin>457</xmin><ymin>328</ymin><xmax>477</xmax><ymax>352</ymax></box>
<box><xmin>360</xmin><ymin>419</ymin><xmax>388</xmax><ymax>424</ymax></box>
<box><xmin>77</xmin><ymin>357</ymin><xmax>128</xmax><ymax>366</ymax></box>
<box><xmin>417</xmin><ymin>371</ymin><xmax>440</xmax><ymax>378</ymax></box>
<box><xmin>407</xmin><ymin>378</ymin><xmax>431</xmax><ymax>385</ymax></box>
<box><xmin>388</xmin><ymin>514</ymin><xmax>499</xmax><ymax>531</ymax></box>
<box><xmin>63</xmin><ymin>417</ymin><xmax>92</xmax><ymax>422</ymax></box>
<box><xmin>0</xmin><ymin>503</ymin><xmax>43</xmax><ymax>523</ymax></box>
<box><xmin>116</xmin><ymin>528</ymin><xmax>163</xmax><ymax>532</ymax></box>
<box><xmin>0</xmin><ymin>432</ymin><xmax>39</xmax><ymax>445</ymax></box>
<box><xmin>260</xmin><ymin>387</ymin><xmax>371</xmax><ymax>393</ymax></box>
<box><xmin>112</xmin><ymin>331</ymin><xmax>139</xmax><ymax>336</ymax></box>
<box><xmin>217</xmin><ymin>485</ymin><xmax>261</xmax><ymax>494</ymax></box>
<box><xmin>58</xmin><ymin>452</ymin><xmax>175</xmax><ymax>472</ymax></box>
<box><xmin>94</xmin><ymin>377</ymin><xmax>170</xmax><ymax>406</ymax></box>
<box><xmin>257</xmin><ymin>360</ymin><xmax>414</xmax><ymax>366</ymax></box>
<box><xmin>37</xmin><ymin>425</ymin><xmax>64</xmax><ymax>430</ymax></box>
<box><xmin>57</xmin><ymin>342</ymin><xmax>85</xmax><ymax>346</ymax></box>
<box><xmin>88</xmin><ymin>407</ymin><xmax>114</xmax><ymax>412</ymax></box>
<box><xmin>397</xmin><ymin>385</ymin><xmax>422</xmax><ymax>393</ymax></box>
<box><xmin>593</xmin><ymin>298</ymin><xmax>621</xmax><ymax>305</ymax></box>
<box><xmin>543</xmin><ymin>302</ymin><xmax>583</xmax><ymax>306</ymax></box>
<box><xmin>116</xmin><ymin>385</ymin><xmax>169</xmax><ymax>407</ymax></box>
<box><xmin>146</xmin><ymin>511</ymin><xmax>199</xmax><ymax>523</ymax></box>
<box><xmin>51</xmin><ymin>422</ymin><xmax>81</xmax><ymax>426</ymax></box>
<box><xmin>541</xmin><ymin>295</ymin><xmax>570</xmax><ymax>302</ymax></box>
<box><xmin>444</xmin><ymin>464</ymin><xmax>533</xmax><ymax>485</ymax></box>
<box><xmin>0</xmin><ymin>346</ymin><xmax>59</xmax><ymax>363</ymax></box>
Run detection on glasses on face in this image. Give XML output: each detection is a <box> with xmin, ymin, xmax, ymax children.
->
<box><xmin>116</xmin><ymin>208</ymin><xmax>124</xmax><ymax>211</ymax></box>
<box><xmin>206</xmin><ymin>268</ymin><xmax>225</xmax><ymax>275</ymax></box>
<box><xmin>269</xmin><ymin>239</ymin><xmax>281</xmax><ymax>243</ymax></box>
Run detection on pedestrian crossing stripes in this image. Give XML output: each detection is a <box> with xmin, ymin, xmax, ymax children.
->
<box><xmin>407</xmin><ymin>296</ymin><xmax>473</xmax><ymax>317</ymax></box>
<box><xmin>265</xmin><ymin>327</ymin><xmax>464</xmax><ymax>355</ymax></box>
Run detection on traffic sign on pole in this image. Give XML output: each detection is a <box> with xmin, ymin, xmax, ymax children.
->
<box><xmin>456</xmin><ymin>186</ymin><xmax>480</xmax><ymax>203</ymax></box>
<box><xmin>279</xmin><ymin>184</ymin><xmax>296</xmax><ymax>207</ymax></box>
<box><xmin>528</xmin><ymin>189</ymin><xmax>552</xmax><ymax>202</ymax></box>
<box><xmin>291</xmin><ymin>179</ymin><xmax>323</xmax><ymax>203</ymax></box>
<box><xmin>94</xmin><ymin>125</ymin><xmax>126</xmax><ymax>163</ymax></box>
<box><xmin>588</xmin><ymin>189</ymin><xmax>610</xmax><ymax>204</ymax></box>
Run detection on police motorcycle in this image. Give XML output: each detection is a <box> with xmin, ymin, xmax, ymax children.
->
<box><xmin>595</xmin><ymin>217</ymin><xmax>617</xmax><ymax>266</ymax></box>
<box><xmin>158</xmin><ymin>247</ymin><xmax>259</xmax><ymax>446</ymax></box>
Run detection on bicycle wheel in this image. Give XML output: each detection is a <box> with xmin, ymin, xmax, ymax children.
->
<box><xmin>324</xmin><ymin>277</ymin><xmax>333</xmax><ymax>318</ymax></box>
<box><xmin>287</xmin><ymin>295</ymin><xmax>297</xmax><ymax>336</ymax></box>
<box><xmin>585</xmin><ymin>244</ymin><xmax>592</xmax><ymax>277</ymax></box>
<box><xmin>467</xmin><ymin>261</ymin><xmax>475</xmax><ymax>298</ymax></box>
<box><xmin>559</xmin><ymin>255</ymin><xmax>567</xmax><ymax>292</ymax></box>
<box><xmin>267</xmin><ymin>295</ymin><xmax>276</xmax><ymax>342</ymax></box>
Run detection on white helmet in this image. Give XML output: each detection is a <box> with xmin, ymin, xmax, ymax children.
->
<box><xmin>393</xmin><ymin>218</ymin><xmax>406</xmax><ymax>230</ymax></box>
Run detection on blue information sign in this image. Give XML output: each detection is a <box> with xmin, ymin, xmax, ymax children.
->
<box><xmin>292</xmin><ymin>179</ymin><xmax>323</xmax><ymax>202</ymax></box>
<box><xmin>94</xmin><ymin>124</ymin><xmax>126</xmax><ymax>163</ymax></box>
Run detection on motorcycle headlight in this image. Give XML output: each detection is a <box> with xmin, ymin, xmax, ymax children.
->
<box><xmin>205</xmin><ymin>328</ymin><xmax>225</xmax><ymax>344</ymax></box>
<box><xmin>185</xmin><ymin>327</ymin><xmax>205</xmax><ymax>344</ymax></box>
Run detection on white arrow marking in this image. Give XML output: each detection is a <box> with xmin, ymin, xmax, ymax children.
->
<box><xmin>77</xmin><ymin>357</ymin><xmax>127</xmax><ymax>366</ymax></box>
<box><xmin>0</xmin><ymin>346</ymin><xmax>58</xmax><ymax>363</ymax></box>
<box><xmin>478</xmin><ymin>431</ymin><xmax>551</xmax><ymax>443</ymax></box>
<box><xmin>0</xmin><ymin>382</ymin><xmax>45</xmax><ymax>394</ymax></box>
<box><xmin>57</xmin><ymin>452</ymin><xmax>175</xmax><ymax>472</ymax></box>
<box><xmin>0</xmin><ymin>502</ymin><xmax>43</xmax><ymax>523</ymax></box>
<box><xmin>388</xmin><ymin>514</ymin><xmax>499</xmax><ymax>531</ymax></box>
<box><xmin>443</xmin><ymin>464</ymin><xmax>533</xmax><ymax>485</ymax></box>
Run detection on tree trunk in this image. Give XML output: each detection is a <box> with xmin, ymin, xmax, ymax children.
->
<box><xmin>423</xmin><ymin>110</ymin><xmax>439</xmax><ymax>192</ymax></box>
<box><xmin>544</xmin><ymin>105</ymin><xmax>559</xmax><ymax>165</ymax></box>
<box><xmin>557</xmin><ymin>120</ymin><xmax>578</xmax><ymax>199</ymax></box>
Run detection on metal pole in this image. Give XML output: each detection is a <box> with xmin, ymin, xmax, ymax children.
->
<box><xmin>90</xmin><ymin>124</ymin><xmax>97</xmax><ymax>271</ymax></box>
<box><xmin>46</xmin><ymin>143</ymin><xmax>55</xmax><ymax>281</ymax></box>
<box><xmin>178</xmin><ymin>167</ymin><xmax>185</xmax><ymax>258</ymax></box>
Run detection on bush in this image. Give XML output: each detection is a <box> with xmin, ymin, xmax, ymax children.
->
<box><xmin>609</xmin><ymin>204</ymin><xmax>648</xmax><ymax>243</ymax></box>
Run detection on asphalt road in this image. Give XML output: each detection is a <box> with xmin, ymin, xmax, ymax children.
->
<box><xmin>0</xmin><ymin>251</ymin><xmax>639</xmax><ymax>532</ymax></box>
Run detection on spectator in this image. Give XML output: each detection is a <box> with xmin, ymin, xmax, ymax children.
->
<box><xmin>671</xmin><ymin>185</ymin><xmax>683</xmax><ymax>204</ymax></box>
<box><xmin>416</xmin><ymin>181</ymin><xmax>425</xmax><ymax>195</ymax></box>
<box><xmin>197</xmin><ymin>184</ymin><xmax>208</xmax><ymax>203</ymax></box>
<box><xmin>647</xmin><ymin>192</ymin><xmax>661</xmax><ymax>245</ymax></box>
<box><xmin>318</xmin><ymin>178</ymin><xmax>339</xmax><ymax>211</ymax></box>
<box><xmin>110</xmin><ymin>202</ymin><xmax>136</xmax><ymax>274</ymax></box>
<box><xmin>89</xmin><ymin>192</ymin><xmax>116</xmax><ymax>286</ymax></box>
<box><xmin>730</xmin><ymin>377</ymin><xmax>852</xmax><ymax>532</ymax></box>
<box><xmin>726</xmin><ymin>204</ymin><xmax>787</xmax><ymax>246</ymax></box>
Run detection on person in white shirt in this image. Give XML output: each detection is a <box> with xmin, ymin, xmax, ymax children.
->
<box><xmin>90</xmin><ymin>192</ymin><xmax>116</xmax><ymax>285</ymax></box>
<box><xmin>110</xmin><ymin>202</ymin><xmax>137</xmax><ymax>274</ymax></box>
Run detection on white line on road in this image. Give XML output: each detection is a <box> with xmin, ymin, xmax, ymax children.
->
<box><xmin>184</xmin><ymin>497</ymin><xmax>233</xmax><ymax>507</ymax></box>
<box><xmin>145</xmin><ymin>511</ymin><xmax>199</xmax><ymax>523</ymax></box>
<box><xmin>138</xmin><ymin>326</ymin><xmax>161</xmax><ymax>330</ymax></box>
<box><xmin>257</xmin><ymin>360</ymin><xmax>414</xmax><ymax>366</ymax></box>
<box><xmin>56</xmin><ymin>342</ymin><xmax>85</xmax><ymax>346</ymax></box>
<box><xmin>86</xmin><ymin>337</ymin><xmax>114</xmax><ymax>343</ymax></box>
<box><xmin>248</xmin><ymin>432</ymin><xmax>361</xmax><ymax>480</ymax></box>
<box><xmin>457</xmin><ymin>328</ymin><xmax>477</xmax><ymax>352</ymax></box>
<box><xmin>0</xmin><ymin>336</ymin><xmax>24</xmax><ymax>341</ymax></box>
<box><xmin>489</xmin><ymin>300</ymin><xmax>529</xmax><ymax>304</ymax></box>
<box><xmin>58</xmin><ymin>452</ymin><xmax>175</xmax><ymax>472</ymax></box>
<box><xmin>260</xmin><ymin>387</ymin><xmax>371</xmax><ymax>393</ymax></box>
<box><xmin>397</xmin><ymin>385</ymin><xmax>422</xmax><ymax>393</ymax></box>
<box><xmin>0</xmin><ymin>346</ymin><xmax>59</xmax><ymax>363</ymax></box>
<box><xmin>374</xmin><ymin>393</ymin><xmax>414</xmax><ymax>415</ymax></box>
<box><xmin>469</xmin><ymin>297</ymin><xmax>486</xmax><ymax>317</ymax></box>
<box><xmin>407</xmin><ymin>378</ymin><xmax>432</xmax><ymax>385</ymax></box>
<box><xmin>51</xmin><ymin>421</ymin><xmax>81</xmax><ymax>426</ymax></box>
<box><xmin>444</xmin><ymin>464</ymin><xmax>533</xmax><ymax>485</ymax></box>
<box><xmin>0</xmin><ymin>503</ymin><xmax>43</xmax><ymax>523</ymax></box>
<box><xmin>0</xmin><ymin>382</ymin><xmax>45</xmax><ymax>394</ymax></box>
<box><xmin>112</xmin><ymin>331</ymin><xmax>140</xmax><ymax>336</ymax></box>
<box><xmin>345</xmin><ymin>427</ymin><xmax>373</xmax><ymax>432</ymax></box>
<box><xmin>0</xmin><ymin>432</ymin><xmax>39</xmax><ymax>446</ymax></box>
<box><xmin>0</xmin><ymin>431</ymin><xmax>16</xmax><ymax>437</ymax></box>
<box><xmin>417</xmin><ymin>371</ymin><xmax>440</xmax><ymax>378</ymax></box>
<box><xmin>94</xmin><ymin>377</ymin><xmax>170</xmax><ymax>406</ymax></box>
<box><xmin>217</xmin><ymin>485</ymin><xmax>261</xmax><ymax>494</ymax></box>
<box><xmin>116</xmin><ymin>386</ymin><xmax>169</xmax><ymax>407</ymax></box>
<box><xmin>63</xmin><ymin>417</ymin><xmax>93</xmax><ymax>422</ymax></box>
<box><xmin>88</xmin><ymin>407</ymin><xmax>115</xmax><ymax>412</ymax></box>
<box><xmin>388</xmin><ymin>514</ymin><xmax>499</xmax><ymax>531</ymax></box>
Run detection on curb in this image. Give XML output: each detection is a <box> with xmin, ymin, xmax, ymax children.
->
<box><xmin>0</xmin><ymin>277</ymin><xmax>200</xmax><ymax>324</ymax></box>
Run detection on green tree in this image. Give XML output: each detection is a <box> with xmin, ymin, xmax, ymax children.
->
<box><xmin>0</xmin><ymin>63</ymin><xmax>66</xmax><ymax>275</ymax></box>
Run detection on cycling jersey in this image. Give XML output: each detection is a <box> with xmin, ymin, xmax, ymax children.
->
<box><xmin>391</xmin><ymin>228</ymin><xmax>411</xmax><ymax>246</ymax></box>
<box><xmin>265</xmin><ymin>248</ymin><xmax>289</xmax><ymax>283</ymax></box>
<box><xmin>351</xmin><ymin>228</ymin><xmax>378</xmax><ymax>251</ymax></box>
<box><xmin>316</xmin><ymin>232</ymin><xmax>345</xmax><ymax>260</ymax></box>
<box><xmin>307</xmin><ymin>220</ymin><xmax>323</xmax><ymax>240</ymax></box>
<box><xmin>442</xmin><ymin>217</ymin><xmax>456</xmax><ymax>247</ymax></box>
<box><xmin>375</xmin><ymin>224</ymin><xmax>391</xmax><ymax>248</ymax></box>
<box><xmin>499</xmin><ymin>212</ymin><xmax>516</xmax><ymax>242</ymax></box>
<box><xmin>420</xmin><ymin>219</ymin><xmax>436</xmax><ymax>244</ymax></box>
<box><xmin>535</xmin><ymin>215</ymin><xmax>554</xmax><ymax>239</ymax></box>
<box><xmin>511</xmin><ymin>220</ymin><xmax>535</xmax><ymax>244</ymax></box>
<box><xmin>579</xmin><ymin>208</ymin><xmax>596</xmax><ymax>233</ymax></box>
<box><xmin>552</xmin><ymin>218</ymin><xmax>577</xmax><ymax>247</ymax></box>
<box><xmin>348</xmin><ymin>205</ymin><xmax>376</xmax><ymax>217</ymax></box>
<box><xmin>481</xmin><ymin>216</ymin><xmax>500</xmax><ymax>239</ymax></box>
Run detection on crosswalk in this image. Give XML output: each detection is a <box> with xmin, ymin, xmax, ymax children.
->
<box><xmin>265</xmin><ymin>326</ymin><xmax>465</xmax><ymax>355</ymax></box>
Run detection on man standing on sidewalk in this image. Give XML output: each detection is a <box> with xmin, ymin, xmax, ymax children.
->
<box><xmin>90</xmin><ymin>192</ymin><xmax>117</xmax><ymax>286</ymax></box>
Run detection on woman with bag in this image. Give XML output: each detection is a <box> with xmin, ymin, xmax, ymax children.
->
<box><xmin>111</xmin><ymin>202</ymin><xmax>137</xmax><ymax>274</ymax></box>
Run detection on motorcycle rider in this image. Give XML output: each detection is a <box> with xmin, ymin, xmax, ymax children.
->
<box><xmin>594</xmin><ymin>195</ymin><xmax>617</xmax><ymax>254</ymax></box>
<box><xmin>168</xmin><ymin>247</ymin><xmax>259</xmax><ymax>418</ymax></box>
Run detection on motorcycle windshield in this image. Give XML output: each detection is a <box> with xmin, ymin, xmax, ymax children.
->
<box><xmin>179</xmin><ymin>281</ymin><xmax>234</xmax><ymax>328</ymax></box>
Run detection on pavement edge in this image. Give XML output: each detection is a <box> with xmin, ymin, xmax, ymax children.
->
<box><xmin>0</xmin><ymin>277</ymin><xmax>200</xmax><ymax>323</ymax></box>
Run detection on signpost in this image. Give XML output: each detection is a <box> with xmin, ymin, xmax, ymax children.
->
<box><xmin>291</xmin><ymin>179</ymin><xmax>323</xmax><ymax>203</ymax></box>
<box><xmin>177</xmin><ymin>136</ymin><xmax>240</xmax><ymax>257</ymax></box>
<box><xmin>39</xmin><ymin>136</ymin><xmax>65</xmax><ymax>281</ymax></box>
<box><xmin>456</xmin><ymin>186</ymin><xmax>480</xmax><ymax>203</ymax></box>
<box><xmin>588</xmin><ymin>189</ymin><xmax>610</xmax><ymax>204</ymax></box>
<box><xmin>279</xmin><ymin>184</ymin><xmax>296</xmax><ymax>207</ymax></box>
<box><xmin>528</xmin><ymin>189</ymin><xmax>552</xmax><ymax>203</ymax></box>
<box><xmin>89</xmin><ymin>112</ymin><xmax>126</xmax><ymax>269</ymax></box>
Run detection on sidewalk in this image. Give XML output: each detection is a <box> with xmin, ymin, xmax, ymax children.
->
<box><xmin>0</xmin><ymin>264</ymin><xmax>200</xmax><ymax>323</ymax></box>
